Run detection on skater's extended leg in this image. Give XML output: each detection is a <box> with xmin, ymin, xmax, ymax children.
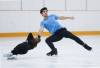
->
<box><xmin>62</xmin><ymin>29</ymin><xmax>92</xmax><ymax>51</ymax></box>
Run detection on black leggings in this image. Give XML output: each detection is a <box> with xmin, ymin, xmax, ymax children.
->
<box><xmin>46</xmin><ymin>28</ymin><xmax>85</xmax><ymax>50</ymax></box>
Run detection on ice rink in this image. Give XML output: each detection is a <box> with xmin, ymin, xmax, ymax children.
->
<box><xmin>0</xmin><ymin>36</ymin><xmax>100</xmax><ymax>68</ymax></box>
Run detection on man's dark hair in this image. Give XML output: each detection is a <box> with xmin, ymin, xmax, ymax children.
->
<box><xmin>40</xmin><ymin>7</ymin><xmax>48</xmax><ymax>14</ymax></box>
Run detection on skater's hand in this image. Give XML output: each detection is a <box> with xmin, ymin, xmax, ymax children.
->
<box><xmin>35</xmin><ymin>35</ymin><xmax>41</xmax><ymax>43</ymax></box>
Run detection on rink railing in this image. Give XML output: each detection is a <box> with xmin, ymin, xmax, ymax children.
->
<box><xmin>0</xmin><ymin>31</ymin><xmax>100</xmax><ymax>37</ymax></box>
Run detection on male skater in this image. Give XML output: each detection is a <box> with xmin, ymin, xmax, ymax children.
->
<box><xmin>38</xmin><ymin>7</ymin><xmax>92</xmax><ymax>56</ymax></box>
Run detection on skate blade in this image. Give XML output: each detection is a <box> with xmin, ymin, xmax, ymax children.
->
<box><xmin>7</xmin><ymin>57</ymin><xmax>17</xmax><ymax>60</ymax></box>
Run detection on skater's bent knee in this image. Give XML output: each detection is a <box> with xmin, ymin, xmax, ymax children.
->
<box><xmin>45</xmin><ymin>38</ymin><xmax>51</xmax><ymax>43</ymax></box>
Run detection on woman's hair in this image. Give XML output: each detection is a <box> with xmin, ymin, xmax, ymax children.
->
<box><xmin>40</xmin><ymin>7</ymin><xmax>48</xmax><ymax>14</ymax></box>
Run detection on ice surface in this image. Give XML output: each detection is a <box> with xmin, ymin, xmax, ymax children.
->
<box><xmin>0</xmin><ymin>36</ymin><xmax>100</xmax><ymax>68</ymax></box>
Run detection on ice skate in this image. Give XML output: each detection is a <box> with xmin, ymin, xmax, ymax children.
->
<box><xmin>3</xmin><ymin>52</ymin><xmax>13</xmax><ymax>57</ymax></box>
<box><xmin>7</xmin><ymin>55</ymin><xmax>17</xmax><ymax>60</ymax></box>
<box><xmin>3</xmin><ymin>53</ymin><xmax>17</xmax><ymax>60</ymax></box>
<box><xmin>83</xmin><ymin>44</ymin><xmax>92</xmax><ymax>51</ymax></box>
<box><xmin>47</xmin><ymin>48</ymin><xmax>57</xmax><ymax>56</ymax></box>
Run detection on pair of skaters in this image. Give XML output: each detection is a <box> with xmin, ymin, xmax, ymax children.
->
<box><xmin>4</xmin><ymin>7</ymin><xmax>92</xmax><ymax>59</ymax></box>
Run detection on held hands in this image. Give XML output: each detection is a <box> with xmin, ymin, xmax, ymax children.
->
<box><xmin>35</xmin><ymin>35</ymin><xmax>41</xmax><ymax>43</ymax></box>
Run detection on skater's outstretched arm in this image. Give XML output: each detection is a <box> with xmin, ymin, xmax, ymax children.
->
<box><xmin>37</xmin><ymin>26</ymin><xmax>44</xmax><ymax>36</ymax></box>
<box><xmin>58</xmin><ymin>16</ymin><xmax>74</xmax><ymax>20</ymax></box>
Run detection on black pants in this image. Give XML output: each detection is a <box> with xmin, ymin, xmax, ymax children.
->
<box><xmin>11</xmin><ymin>42</ymin><xmax>29</xmax><ymax>55</ymax></box>
<box><xmin>46</xmin><ymin>28</ymin><xmax>85</xmax><ymax>50</ymax></box>
<box><xmin>11</xmin><ymin>33</ymin><xmax>37</xmax><ymax>55</ymax></box>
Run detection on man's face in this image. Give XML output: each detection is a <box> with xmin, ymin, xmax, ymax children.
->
<box><xmin>41</xmin><ymin>10</ymin><xmax>48</xmax><ymax>17</ymax></box>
